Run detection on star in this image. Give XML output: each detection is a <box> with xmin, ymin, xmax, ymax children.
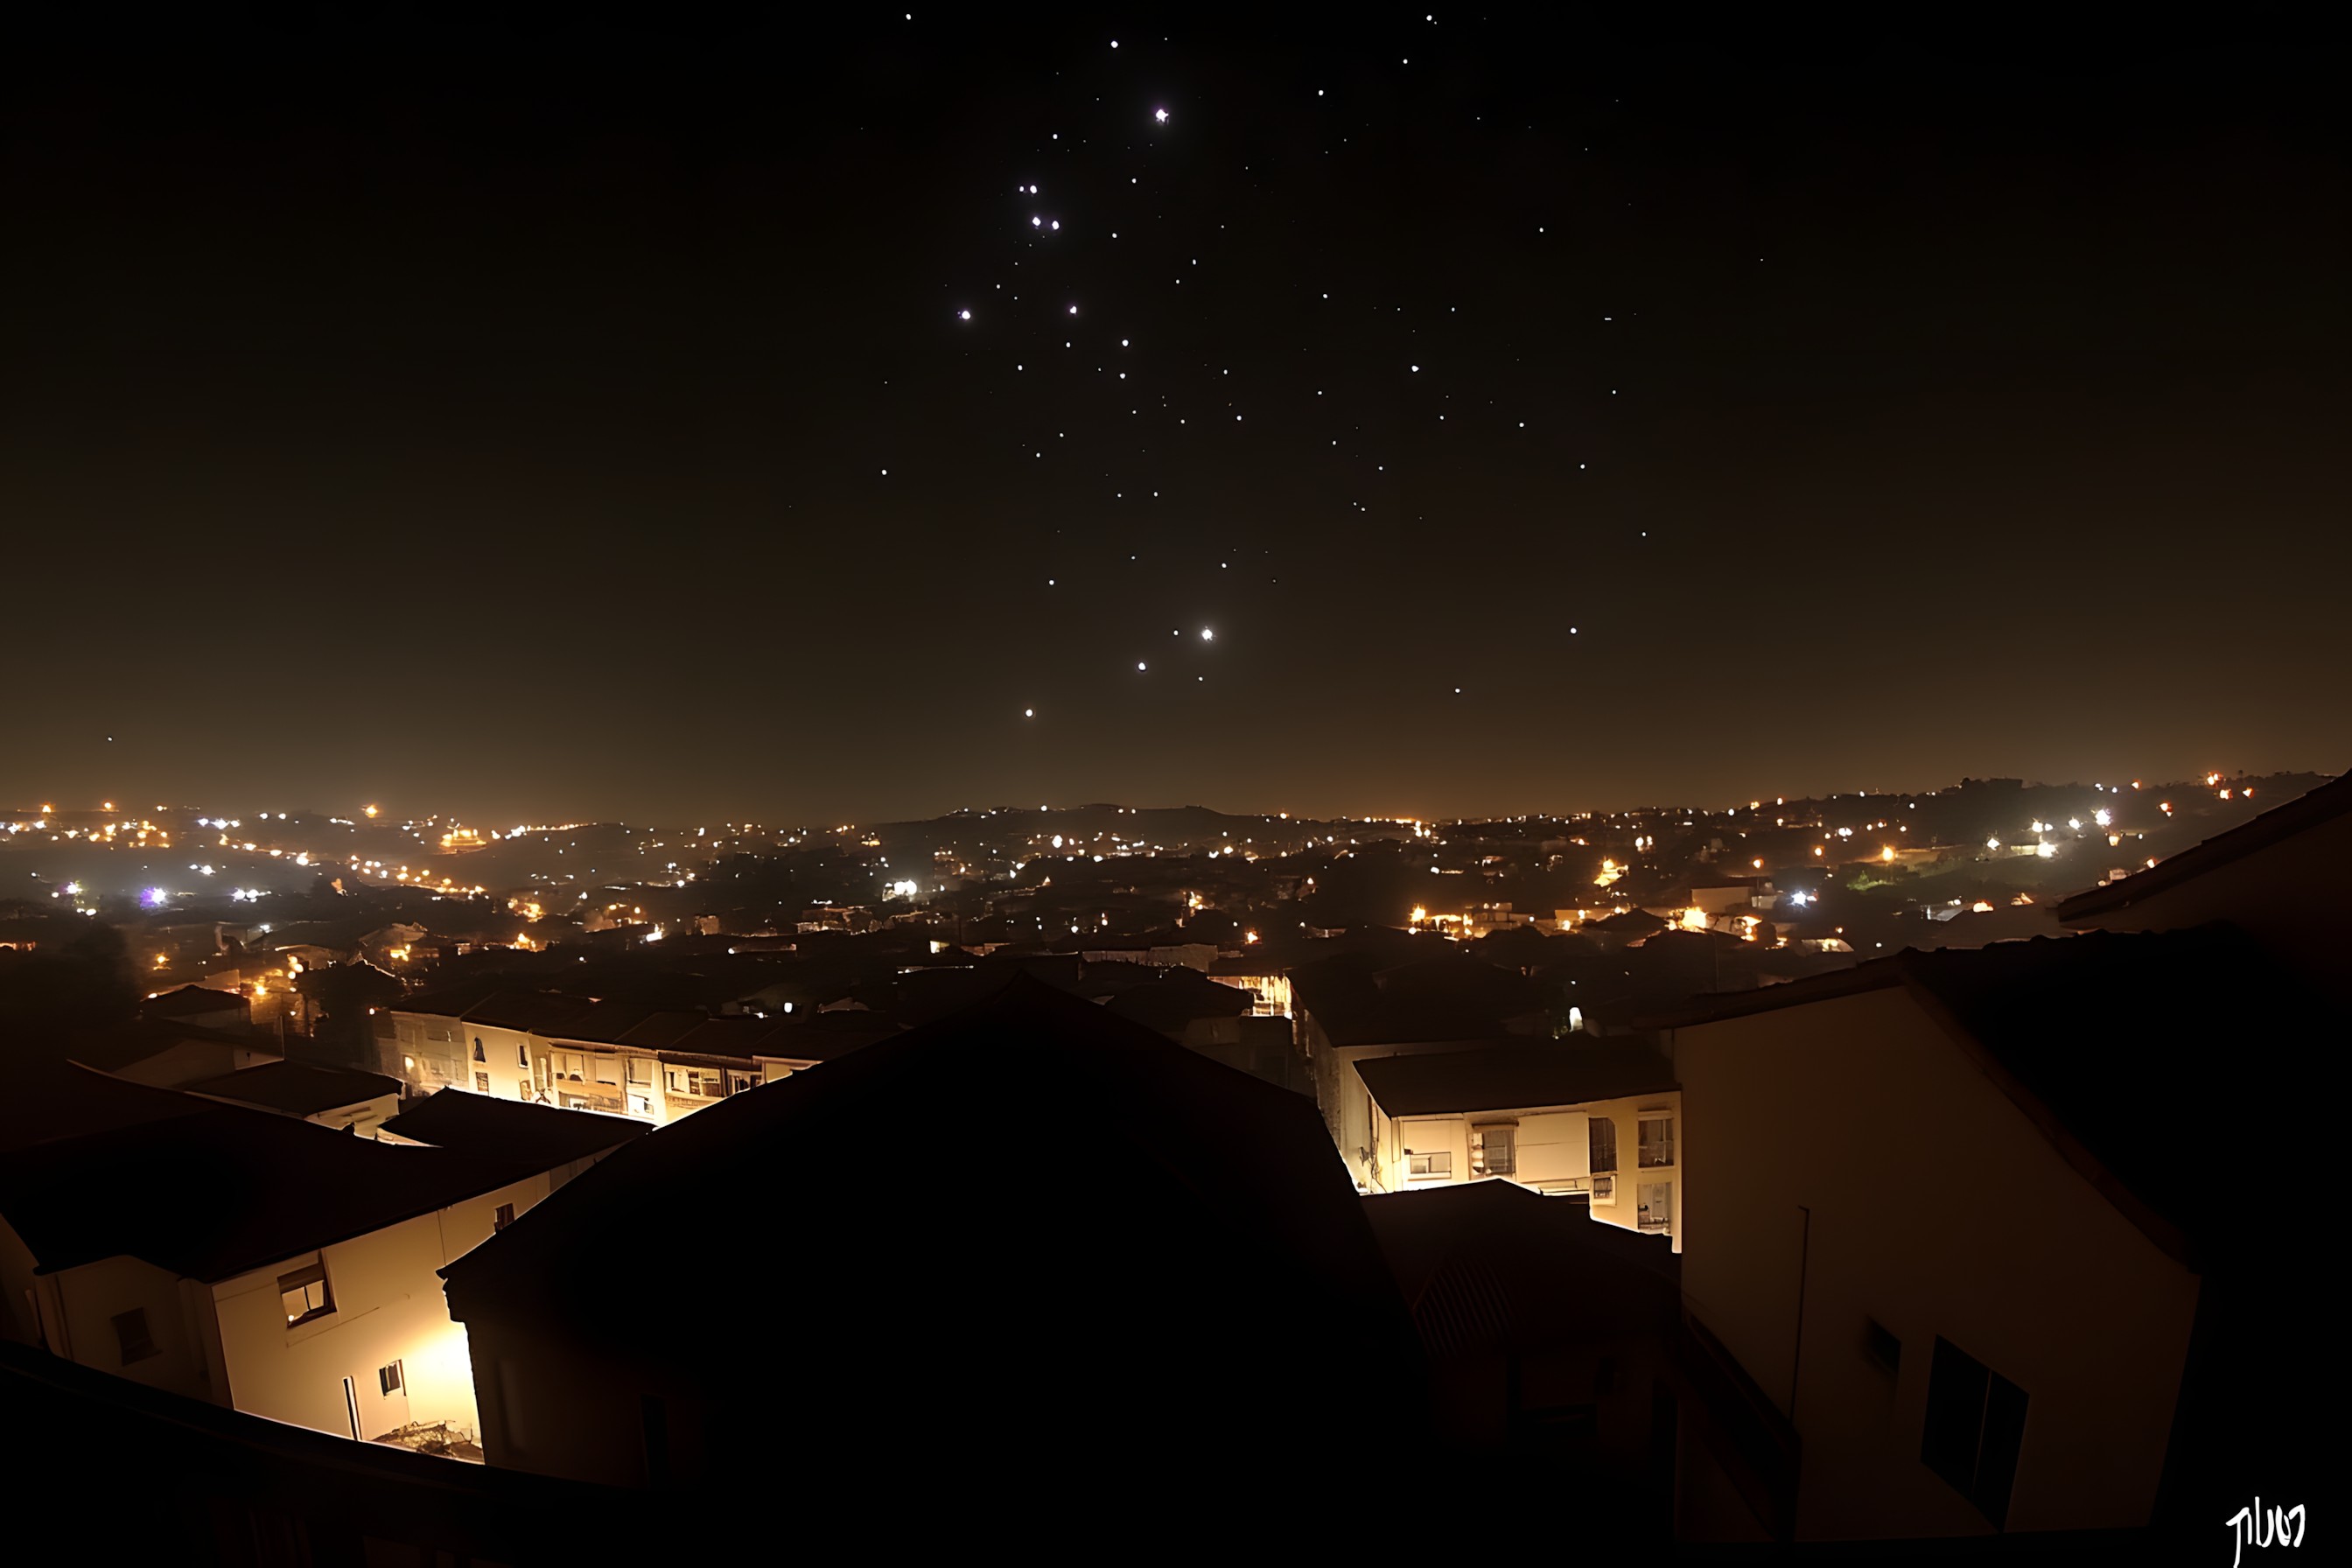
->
<box><xmin>1154</xmin><ymin>108</ymin><xmax>1169</xmax><ymax>123</ymax></box>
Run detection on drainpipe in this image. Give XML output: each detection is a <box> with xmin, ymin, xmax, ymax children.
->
<box><xmin>1788</xmin><ymin>1204</ymin><xmax>1812</xmax><ymax>1423</ymax></box>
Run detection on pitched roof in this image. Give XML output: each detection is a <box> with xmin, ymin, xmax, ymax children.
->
<box><xmin>458</xmin><ymin>991</ymin><xmax>598</xmax><ymax>1034</ymax></box>
<box><xmin>1290</xmin><ymin>948</ymin><xmax>1542</xmax><ymax>1047</ymax></box>
<box><xmin>1103</xmin><ymin>973</ymin><xmax>1255</xmax><ymax>1034</ymax></box>
<box><xmin>63</xmin><ymin>1017</ymin><xmax>269</xmax><ymax>1073</ymax></box>
<box><xmin>139</xmin><ymin>985</ymin><xmax>247</xmax><ymax>1019</ymax></box>
<box><xmin>0</xmin><ymin>1095</ymin><xmax>528</xmax><ymax>1280</ymax></box>
<box><xmin>1362</xmin><ymin>1181</ymin><xmax>1678</xmax><ymax>1357</ymax></box>
<box><xmin>379</xmin><ymin>1090</ymin><xmax>649</xmax><ymax>1168</ymax></box>
<box><xmin>0</xmin><ymin>1061</ymin><xmax>214</xmax><ymax>1153</ymax></box>
<box><xmin>2054</xmin><ymin>771</ymin><xmax>2350</xmax><ymax>920</ymax></box>
<box><xmin>1654</xmin><ymin>926</ymin><xmax>2342</xmax><ymax>1266</ymax></box>
<box><xmin>443</xmin><ymin>976</ymin><xmax>1406</xmax><ymax>1353</ymax></box>
<box><xmin>178</xmin><ymin>1060</ymin><xmax>404</xmax><ymax>1116</ymax></box>
<box><xmin>1354</xmin><ymin>1044</ymin><xmax>1678</xmax><ymax>1117</ymax></box>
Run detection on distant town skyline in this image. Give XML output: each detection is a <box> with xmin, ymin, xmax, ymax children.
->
<box><xmin>1</xmin><ymin>753</ymin><xmax>2334</xmax><ymax>833</ymax></box>
<box><xmin>5</xmin><ymin>13</ymin><xmax>2343</xmax><ymax>829</ymax></box>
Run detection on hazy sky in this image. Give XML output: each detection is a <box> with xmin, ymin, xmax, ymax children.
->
<box><xmin>5</xmin><ymin>12</ymin><xmax>2345</xmax><ymax>824</ymax></box>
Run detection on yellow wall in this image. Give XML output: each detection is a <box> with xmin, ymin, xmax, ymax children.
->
<box><xmin>1372</xmin><ymin>1091</ymin><xmax>1683</xmax><ymax>1247</ymax></box>
<box><xmin>1672</xmin><ymin>986</ymin><xmax>2201</xmax><ymax>1538</ymax></box>
<box><xmin>206</xmin><ymin>1171</ymin><xmax>546</xmax><ymax>1443</ymax></box>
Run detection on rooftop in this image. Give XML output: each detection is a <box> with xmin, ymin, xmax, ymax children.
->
<box><xmin>180</xmin><ymin>1060</ymin><xmax>403</xmax><ymax>1116</ymax></box>
<box><xmin>0</xmin><ymin>1076</ymin><xmax>528</xmax><ymax>1280</ymax></box>
<box><xmin>2054</xmin><ymin>770</ymin><xmax>2349</xmax><ymax>921</ymax></box>
<box><xmin>1354</xmin><ymin>1043</ymin><xmax>1678</xmax><ymax>1117</ymax></box>
<box><xmin>379</xmin><ymin>1090</ymin><xmax>649</xmax><ymax>1168</ymax></box>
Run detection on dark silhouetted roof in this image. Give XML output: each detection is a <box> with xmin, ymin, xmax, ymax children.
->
<box><xmin>0</xmin><ymin>1096</ymin><xmax>529</xmax><ymax>1280</ymax></box>
<box><xmin>0</xmin><ymin>1062</ymin><xmax>213</xmax><ymax>1153</ymax></box>
<box><xmin>1291</xmin><ymin>948</ymin><xmax>1542</xmax><ymax>1046</ymax></box>
<box><xmin>1104</xmin><ymin>973</ymin><xmax>1254</xmax><ymax>1035</ymax></box>
<box><xmin>380</xmin><ymin>1090</ymin><xmax>649</xmax><ymax>1168</ymax></box>
<box><xmin>2054</xmin><ymin>771</ymin><xmax>2349</xmax><ymax>920</ymax></box>
<box><xmin>139</xmin><ymin>985</ymin><xmax>248</xmax><ymax>1019</ymax></box>
<box><xmin>1355</xmin><ymin>1044</ymin><xmax>1677</xmax><ymax>1116</ymax></box>
<box><xmin>1362</xmin><ymin>1181</ymin><xmax>1677</xmax><ymax>1358</ymax></box>
<box><xmin>63</xmin><ymin>1017</ymin><xmax>269</xmax><ymax>1073</ymax></box>
<box><xmin>180</xmin><ymin>1060</ymin><xmax>404</xmax><ymax>1116</ymax></box>
<box><xmin>444</xmin><ymin>976</ymin><xmax>1409</xmax><ymax>1363</ymax></box>
<box><xmin>459</xmin><ymin>991</ymin><xmax>598</xmax><ymax>1034</ymax></box>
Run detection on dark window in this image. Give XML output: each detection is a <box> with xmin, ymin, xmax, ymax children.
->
<box><xmin>494</xmin><ymin>1202</ymin><xmax>516</xmax><ymax>1231</ymax></box>
<box><xmin>278</xmin><ymin>1261</ymin><xmax>335</xmax><ymax>1327</ymax></box>
<box><xmin>517</xmin><ymin>1044</ymin><xmax>528</xmax><ymax>1068</ymax></box>
<box><xmin>1477</xmin><ymin>1127</ymin><xmax>1516</xmax><ymax>1175</ymax></box>
<box><xmin>1594</xmin><ymin>1354</ymin><xmax>1618</xmax><ymax>1396</ymax></box>
<box><xmin>1406</xmin><ymin>1151</ymin><xmax>1452</xmax><ymax>1178</ymax></box>
<box><xmin>1922</xmin><ymin>1335</ymin><xmax>2028</xmax><ymax>1529</ymax></box>
<box><xmin>1589</xmin><ymin>1116</ymin><xmax>1619</xmax><ymax>1173</ymax></box>
<box><xmin>113</xmin><ymin>1308</ymin><xmax>158</xmax><ymax>1365</ymax></box>
<box><xmin>1637</xmin><ymin>1115</ymin><xmax>1676</xmax><ymax>1168</ymax></box>
<box><xmin>472</xmin><ymin>1038</ymin><xmax>486</xmax><ymax>1062</ymax></box>
<box><xmin>641</xmin><ymin>1395</ymin><xmax>671</xmax><ymax>1488</ymax></box>
<box><xmin>1866</xmin><ymin>1319</ymin><xmax>1902</xmax><ymax>1376</ymax></box>
<box><xmin>379</xmin><ymin>1360</ymin><xmax>403</xmax><ymax>1396</ymax></box>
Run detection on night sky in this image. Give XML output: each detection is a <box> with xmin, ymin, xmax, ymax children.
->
<box><xmin>5</xmin><ymin>11</ymin><xmax>2344</xmax><ymax>825</ymax></box>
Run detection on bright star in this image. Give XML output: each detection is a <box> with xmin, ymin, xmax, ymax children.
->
<box><xmin>1154</xmin><ymin>108</ymin><xmax>1169</xmax><ymax>123</ymax></box>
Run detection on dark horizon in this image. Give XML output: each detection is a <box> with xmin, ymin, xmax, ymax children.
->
<box><xmin>5</xmin><ymin>10</ymin><xmax>2344</xmax><ymax>825</ymax></box>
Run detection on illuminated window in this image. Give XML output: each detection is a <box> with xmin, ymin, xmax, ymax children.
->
<box><xmin>1637</xmin><ymin>1114</ymin><xmax>1676</xmax><ymax>1169</ymax></box>
<box><xmin>113</xmin><ymin>1308</ymin><xmax>158</xmax><ymax>1365</ymax></box>
<box><xmin>626</xmin><ymin>1057</ymin><xmax>652</xmax><ymax>1085</ymax></box>
<box><xmin>1406</xmin><ymin>1151</ymin><xmax>1452</xmax><ymax>1178</ymax></box>
<box><xmin>1474</xmin><ymin>1125</ymin><xmax>1516</xmax><ymax>1176</ymax></box>
<box><xmin>1592</xmin><ymin>1173</ymin><xmax>1616</xmax><ymax>1202</ymax></box>
<box><xmin>1637</xmin><ymin>1180</ymin><xmax>1672</xmax><ymax>1231</ymax></box>
<box><xmin>379</xmin><ymin>1360</ymin><xmax>404</xmax><ymax>1396</ymax></box>
<box><xmin>1590</xmin><ymin>1116</ymin><xmax>1619</xmax><ymax>1173</ymax></box>
<box><xmin>278</xmin><ymin>1261</ymin><xmax>335</xmax><ymax>1326</ymax></box>
<box><xmin>494</xmin><ymin>1202</ymin><xmax>516</xmax><ymax>1232</ymax></box>
<box><xmin>1922</xmin><ymin>1337</ymin><xmax>2027</xmax><ymax>1529</ymax></box>
<box><xmin>475</xmin><ymin>1072</ymin><xmax>491</xmax><ymax>1094</ymax></box>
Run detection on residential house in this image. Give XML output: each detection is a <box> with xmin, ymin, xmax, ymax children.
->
<box><xmin>456</xmin><ymin>992</ymin><xmax>596</xmax><ymax>1102</ymax></box>
<box><xmin>1291</xmin><ymin>949</ymin><xmax>1551</xmax><ymax>1190</ymax></box>
<box><xmin>0</xmin><ymin>1069</ymin><xmax>563</xmax><ymax>1448</ymax></box>
<box><xmin>439</xmin><ymin>976</ymin><xmax>1421</xmax><ymax>1498</ymax></box>
<box><xmin>1354</xmin><ymin>1043</ymin><xmax>1683</xmax><ymax>1246</ymax></box>
<box><xmin>1650</xmin><ymin>927</ymin><xmax>2338</xmax><ymax>1540</ymax></box>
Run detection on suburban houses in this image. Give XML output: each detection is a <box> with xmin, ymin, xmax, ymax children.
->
<box><xmin>0</xmin><ymin>768</ymin><xmax>2335</xmax><ymax>1551</ymax></box>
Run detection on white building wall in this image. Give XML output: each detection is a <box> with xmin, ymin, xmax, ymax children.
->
<box><xmin>206</xmin><ymin>1171</ymin><xmax>548</xmax><ymax>1443</ymax></box>
<box><xmin>1671</xmin><ymin>985</ymin><xmax>2201</xmax><ymax>1538</ymax></box>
